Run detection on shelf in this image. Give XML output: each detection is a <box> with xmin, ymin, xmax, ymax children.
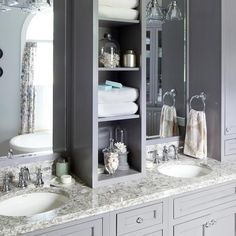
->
<box><xmin>98</xmin><ymin>114</ymin><xmax>140</xmax><ymax>122</ymax></box>
<box><xmin>98</xmin><ymin>168</ymin><xmax>140</xmax><ymax>182</ymax></box>
<box><xmin>99</xmin><ymin>67</ymin><xmax>140</xmax><ymax>72</ymax></box>
<box><xmin>99</xmin><ymin>18</ymin><xmax>140</xmax><ymax>27</ymax></box>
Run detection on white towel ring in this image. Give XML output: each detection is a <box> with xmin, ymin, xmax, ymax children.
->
<box><xmin>190</xmin><ymin>92</ymin><xmax>206</xmax><ymax>112</ymax></box>
<box><xmin>163</xmin><ymin>89</ymin><xmax>176</xmax><ymax>107</ymax></box>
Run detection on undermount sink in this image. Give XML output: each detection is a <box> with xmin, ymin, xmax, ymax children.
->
<box><xmin>0</xmin><ymin>192</ymin><xmax>69</xmax><ymax>217</ymax></box>
<box><xmin>158</xmin><ymin>163</ymin><xmax>212</xmax><ymax>178</ymax></box>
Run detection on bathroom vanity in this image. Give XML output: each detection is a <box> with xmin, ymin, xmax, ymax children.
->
<box><xmin>1</xmin><ymin>156</ymin><xmax>236</xmax><ymax>236</ymax></box>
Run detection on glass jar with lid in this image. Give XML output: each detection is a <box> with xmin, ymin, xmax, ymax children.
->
<box><xmin>99</xmin><ymin>33</ymin><xmax>120</xmax><ymax>68</ymax></box>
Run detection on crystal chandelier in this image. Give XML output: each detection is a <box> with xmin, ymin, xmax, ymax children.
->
<box><xmin>0</xmin><ymin>0</ymin><xmax>52</xmax><ymax>12</ymax></box>
<box><xmin>146</xmin><ymin>0</ymin><xmax>183</xmax><ymax>23</ymax></box>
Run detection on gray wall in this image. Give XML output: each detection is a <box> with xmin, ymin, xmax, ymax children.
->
<box><xmin>0</xmin><ymin>10</ymin><xmax>28</xmax><ymax>155</ymax></box>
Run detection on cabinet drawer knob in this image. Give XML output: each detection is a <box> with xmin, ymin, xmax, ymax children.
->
<box><xmin>210</xmin><ymin>219</ymin><xmax>217</xmax><ymax>226</ymax></box>
<box><xmin>204</xmin><ymin>221</ymin><xmax>211</xmax><ymax>228</ymax></box>
<box><xmin>136</xmin><ymin>217</ymin><xmax>144</xmax><ymax>224</ymax></box>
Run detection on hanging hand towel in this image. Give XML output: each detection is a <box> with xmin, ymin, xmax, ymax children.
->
<box><xmin>99</xmin><ymin>6</ymin><xmax>139</xmax><ymax>20</ymax></box>
<box><xmin>159</xmin><ymin>105</ymin><xmax>179</xmax><ymax>137</ymax></box>
<box><xmin>98</xmin><ymin>102</ymin><xmax>138</xmax><ymax>117</ymax></box>
<box><xmin>98</xmin><ymin>86</ymin><xmax>139</xmax><ymax>104</ymax></box>
<box><xmin>184</xmin><ymin>109</ymin><xmax>207</xmax><ymax>159</ymax></box>
<box><xmin>99</xmin><ymin>0</ymin><xmax>139</xmax><ymax>9</ymax></box>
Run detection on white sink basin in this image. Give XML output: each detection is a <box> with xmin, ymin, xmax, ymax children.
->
<box><xmin>0</xmin><ymin>192</ymin><xmax>68</xmax><ymax>217</ymax></box>
<box><xmin>158</xmin><ymin>164</ymin><xmax>212</xmax><ymax>178</ymax></box>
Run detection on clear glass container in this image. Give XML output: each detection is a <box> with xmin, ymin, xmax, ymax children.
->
<box><xmin>102</xmin><ymin>138</ymin><xmax>119</xmax><ymax>175</ymax></box>
<box><xmin>99</xmin><ymin>33</ymin><xmax>120</xmax><ymax>68</ymax></box>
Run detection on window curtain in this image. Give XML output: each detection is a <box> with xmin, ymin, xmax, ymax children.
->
<box><xmin>20</xmin><ymin>42</ymin><xmax>37</xmax><ymax>134</ymax></box>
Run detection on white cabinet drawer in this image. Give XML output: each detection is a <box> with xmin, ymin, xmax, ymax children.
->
<box><xmin>117</xmin><ymin>203</ymin><xmax>163</xmax><ymax>235</ymax></box>
<box><xmin>225</xmin><ymin>139</ymin><xmax>236</xmax><ymax>155</ymax></box>
<box><xmin>173</xmin><ymin>183</ymin><xmax>236</xmax><ymax>219</ymax></box>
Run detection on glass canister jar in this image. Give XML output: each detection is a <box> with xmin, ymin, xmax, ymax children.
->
<box><xmin>102</xmin><ymin>138</ymin><xmax>119</xmax><ymax>175</ymax></box>
<box><xmin>99</xmin><ymin>33</ymin><xmax>120</xmax><ymax>68</ymax></box>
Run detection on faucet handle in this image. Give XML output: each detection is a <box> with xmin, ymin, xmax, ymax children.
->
<box><xmin>2</xmin><ymin>173</ymin><xmax>11</xmax><ymax>192</ymax></box>
<box><xmin>162</xmin><ymin>146</ymin><xmax>169</xmax><ymax>162</ymax></box>
<box><xmin>22</xmin><ymin>167</ymin><xmax>31</xmax><ymax>181</ymax></box>
<box><xmin>148</xmin><ymin>150</ymin><xmax>160</xmax><ymax>164</ymax></box>
<box><xmin>176</xmin><ymin>146</ymin><xmax>184</xmax><ymax>157</ymax></box>
<box><xmin>18</xmin><ymin>171</ymin><xmax>27</xmax><ymax>188</ymax></box>
<box><xmin>163</xmin><ymin>145</ymin><xmax>168</xmax><ymax>153</ymax></box>
<box><xmin>35</xmin><ymin>168</ymin><xmax>44</xmax><ymax>187</ymax></box>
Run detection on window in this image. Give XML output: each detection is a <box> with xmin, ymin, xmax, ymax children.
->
<box><xmin>26</xmin><ymin>9</ymin><xmax>53</xmax><ymax>132</ymax></box>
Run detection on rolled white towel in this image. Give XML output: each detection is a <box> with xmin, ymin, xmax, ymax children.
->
<box><xmin>99</xmin><ymin>0</ymin><xmax>139</xmax><ymax>9</ymax></box>
<box><xmin>98</xmin><ymin>102</ymin><xmax>138</xmax><ymax>117</ymax></box>
<box><xmin>99</xmin><ymin>6</ymin><xmax>139</xmax><ymax>20</ymax></box>
<box><xmin>98</xmin><ymin>87</ymin><xmax>139</xmax><ymax>104</ymax></box>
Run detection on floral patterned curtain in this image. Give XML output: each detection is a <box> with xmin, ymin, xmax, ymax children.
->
<box><xmin>20</xmin><ymin>42</ymin><xmax>37</xmax><ymax>134</ymax></box>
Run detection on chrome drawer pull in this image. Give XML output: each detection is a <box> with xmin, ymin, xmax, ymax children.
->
<box><xmin>204</xmin><ymin>221</ymin><xmax>211</xmax><ymax>228</ymax></box>
<box><xmin>210</xmin><ymin>219</ymin><xmax>217</xmax><ymax>226</ymax></box>
<box><xmin>136</xmin><ymin>217</ymin><xmax>144</xmax><ymax>224</ymax></box>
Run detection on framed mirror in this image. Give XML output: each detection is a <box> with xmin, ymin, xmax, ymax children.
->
<box><xmin>0</xmin><ymin>5</ymin><xmax>54</xmax><ymax>158</ymax></box>
<box><xmin>146</xmin><ymin>0</ymin><xmax>187</xmax><ymax>142</ymax></box>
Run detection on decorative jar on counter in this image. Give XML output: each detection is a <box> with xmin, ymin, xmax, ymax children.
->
<box><xmin>99</xmin><ymin>33</ymin><xmax>120</xmax><ymax>68</ymax></box>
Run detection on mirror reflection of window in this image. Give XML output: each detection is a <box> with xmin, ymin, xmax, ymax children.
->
<box><xmin>9</xmin><ymin>9</ymin><xmax>53</xmax><ymax>155</ymax></box>
<box><xmin>24</xmin><ymin>9</ymin><xmax>53</xmax><ymax>133</ymax></box>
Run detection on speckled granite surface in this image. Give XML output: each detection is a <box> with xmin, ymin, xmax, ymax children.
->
<box><xmin>1</xmin><ymin>156</ymin><xmax>236</xmax><ymax>235</ymax></box>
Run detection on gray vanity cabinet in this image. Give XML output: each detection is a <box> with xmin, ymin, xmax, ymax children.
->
<box><xmin>189</xmin><ymin>0</ymin><xmax>236</xmax><ymax>161</ymax></box>
<box><xmin>25</xmin><ymin>216</ymin><xmax>108</xmax><ymax>236</ymax></box>
<box><xmin>172</xmin><ymin>182</ymin><xmax>236</xmax><ymax>236</ymax></box>
<box><xmin>23</xmin><ymin>182</ymin><xmax>236</xmax><ymax>236</ymax></box>
<box><xmin>174</xmin><ymin>208</ymin><xmax>235</xmax><ymax>236</ymax></box>
<box><xmin>174</xmin><ymin>215</ymin><xmax>209</xmax><ymax>236</ymax></box>
<box><xmin>38</xmin><ymin>220</ymin><xmax>103</xmax><ymax>236</ymax></box>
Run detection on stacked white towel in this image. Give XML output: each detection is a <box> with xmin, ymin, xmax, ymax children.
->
<box><xmin>98</xmin><ymin>86</ymin><xmax>139</xmax><ymax>117</ymax></box>
<box><xmin>99</xmin><ymin>0</ymin><xmax>139</xmax><ymax>20</ymax></box>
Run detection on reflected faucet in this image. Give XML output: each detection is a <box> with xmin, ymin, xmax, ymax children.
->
<box><xmin>7</xmin><ymin>149</ymin><xmax>13</xmax><ymax>159</ymax></box>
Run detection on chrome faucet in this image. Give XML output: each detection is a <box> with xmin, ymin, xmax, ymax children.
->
<box><xmin>35</xmin><ymin>168</ymin><xmax>44</xmax><ymax>187</ymax></box>
<box><xmin>18</xmin><ymin>168</ymin><xmax>28</xmax><ymax>188</ymax></box>
<box><xmin>23</xmin><ymin>167</ymin><xmax>31</xmax><ymax>181</ymax></box>
<box><xmin>2</xmin><ymin>173</ymin><xmax>11</xmax><ymax>192</ymax></box>
<box><xmin>162</xmin><ymin>146</ymin><xmax>169</xmax><ymax>162</ymax></box>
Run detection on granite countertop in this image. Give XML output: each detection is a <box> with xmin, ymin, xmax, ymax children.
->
<box><xmin>1</xmin><ymin>156</ymin><xmax>236</xmax><ymax>235</ymax></box>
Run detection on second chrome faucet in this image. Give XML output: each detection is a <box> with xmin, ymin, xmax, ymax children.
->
<box><xmin>149</xmin><ymin>144</ymin><xmax>183</xmax><ymax>164</ymax></box>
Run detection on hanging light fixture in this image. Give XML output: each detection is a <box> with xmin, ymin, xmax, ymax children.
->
<box><xmin>0</xmin><ymin>0</ymin><xmax>52</xmax><ymax>12</ymax></box>
<box><xmin>146</xmin><ymin>0</ymin><xmax>165</xmax><ymax>23</ymax></box>
<box><xmin>146</xmin><ymin>0</ymin><xmax>183</xmax><ymax>23</ymax></box>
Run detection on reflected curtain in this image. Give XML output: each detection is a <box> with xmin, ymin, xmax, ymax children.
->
<box><xmin>20</xmin><ymin>42</ymin><xmax>37</xmax><ymax>134</ymax></box>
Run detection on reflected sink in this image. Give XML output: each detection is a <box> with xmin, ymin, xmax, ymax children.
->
<box><xmin>0</xmin><ymin>192</ymin><xmax>69</xmax><ymax>217</ymax></box>
<box><xmin>158</xmin><ymin>164</ymin><xmax>212</xmax><ymax>178</ymax></box>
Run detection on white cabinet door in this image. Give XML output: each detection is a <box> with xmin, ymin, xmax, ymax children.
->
<box><xmin>174</xmin><ymin>207</ymin><xmax>236</xmax><ymax>236</ymax></box>
<box><xmin>204</xmin><ymin>209</ymin><xmax>235</xmax><ymax>236</ymax></box>
<box><xmin>174</xmin><ymin>215</ymin><xmax>209</xmax><ymax>236</ymax></box>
